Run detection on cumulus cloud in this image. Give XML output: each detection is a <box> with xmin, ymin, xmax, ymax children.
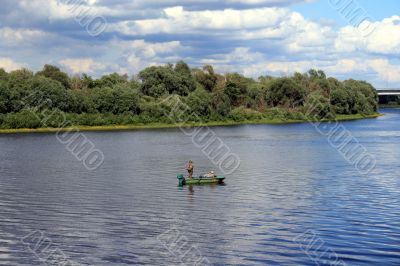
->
<box><xmin>368</xmin><ymin>59</ymin><xmax>400</xmax><ymax>82</ymax></box>
<box><xmin>335</xmin><ymin>16</ymin><xmax>400</xmax><ymax>55</ymax></box>
<box><xmin>111</xmin><ymin>6</ymin><xmax>291</xmax><ymax>35</ymax></box>
<box><xmin>59</xmin><ymin>58</ymin><xmax>105</xmax><ymax>74</ymax></box>
<box><xmin>18</xmin><ymin>0</ymin><xmax>122</xmax><ymax>20</ymax></box>
<box><xmin>0</xmin><ymin>0</ymin><xmax>398</xmax><ymax>87</ymax></box>
<box><xmin>110</xmin><ymin>5</ymin><xmax>336</xmax><ymax>57</ymax></box>
<box><xmin>116</xmin><ymin>39</ymin><xmax>183</xmax><ymax>58</ymax></box>
<box><xmin>96</xmin><ymin>0</ymin><xmax>312</xmax><ymax>10</ymax></box>
<box><xmin>114</xmin><ymin>39</ymin><xmax>185</xmax><ymax>73</ymax></box>
<box><xmin>200</xmin><ymin>47</ymin><xmax>263</xmax><ymax>66</ymax></box>
<box><xmin>0</xmin><ymin>27</ymin><xmax>49</xmax><ymax>46</ymax></box>
<box><xmin>365</xmin><ymin>16</ymin><xmax>400</xmax><ymax>54</ymax></box>
<box><xmin>13</xmin><ymin>0</ymin><xmax>311</xmax><ymax>25</ymax></box>
<box><xmin>0</xmin><ymin>58</ymin><xmax>25</xmax><ymax>72</ymax></box>
<box><xmin>239</xmin><ymin>57</ymin><xmax>400</xmax><ymax>86</ymax></box>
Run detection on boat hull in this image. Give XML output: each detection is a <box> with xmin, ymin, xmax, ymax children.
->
<box><xmin>177</xmin><ymin>175</ymin><xmax>225</xmax><ymax>186</ymax></box>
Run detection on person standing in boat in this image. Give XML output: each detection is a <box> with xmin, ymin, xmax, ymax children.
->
<box><xmin>186</xmin><ymin>160</ymin><xmax>194</xmax><ymax>179</ymax></box>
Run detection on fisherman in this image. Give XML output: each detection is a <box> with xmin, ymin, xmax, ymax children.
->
<box><xmin>205</xmin><ymin>171</ymin><xmax>216</xmax><ymax>178</ymax></box>
<box><xmin>186</xmin><ymin>160</ymin><xmax>194</xmax><ymax>179</ymax></box>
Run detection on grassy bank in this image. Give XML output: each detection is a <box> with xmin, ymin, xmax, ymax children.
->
<box><xmin>0</xmin><ymin>113</ymin><xmax>382</xmax><ymax>134</ymax></box>
<box><xmin>379</xmin><ymin>104</ymin><xmax>400</xmax><ymax>108</ymax></box>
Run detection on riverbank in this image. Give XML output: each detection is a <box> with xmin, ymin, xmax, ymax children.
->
<box><xmin>0</xmin><ymin>113</ymin><xmax>382</xmax><ymax>134</ymax></box>
<box><xmin>379</xmin><ymin>104</ymin><xmax>400</xmax><ymax>108</ymax></box>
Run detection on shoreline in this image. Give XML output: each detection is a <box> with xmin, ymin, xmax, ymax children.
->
<box><xmin>379</xmin><ymin>104</ymin><xmax>400</xmax><ymax>108</ymax></box>
<box><xmin>0</xmin><ymin>113</ymin><xmax>382</xmax><ymax>134</ymax></box>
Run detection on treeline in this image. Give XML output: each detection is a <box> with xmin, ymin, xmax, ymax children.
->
<box><xmin>0</xmin><ymin>62</ymin><xmax>378</xmax><ymax>129</ymax></box>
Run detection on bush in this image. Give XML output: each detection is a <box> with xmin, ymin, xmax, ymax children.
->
<box><xmin>68</xmin><ymin>89</ymin><xmax>95</xmax><ymax>114</ymax></box>
<box><xmin>2</xmin><ymin>109</ymin><xmax>42</xmax><ymax>129</ymax></box>
<box><xmin>36</xmin><ymin>64</ymin><xmax>71</xmax><ymax>89</ymax></box>
<box><xmin>211</xmin><ymin>90</ymin><xmax>231</xmax><ymax>116</ymax></box>
<box><xmin>331</xmin><ymin>88</ymin><xmax>351</xmax><ymax>114</ymax></box>
<box><xmin>303</xmin><ymin>92</ymin><xmax>334</xmax><ymax>120</ymax></box>
<box><xmin>266</xmin><ymin>77</ymin><xmax>306</xmax><ymax>107</ymax></box>
<box><xmin>92</xmin><ymin>84</ymin><xmax>140</xmax><ymax>114</ymax></box>
<box><xmin>228</xmin><ymin>107</ymin><xmax>264</xmax><ymax>121</ymax></box>
<box><xmin>139</xmin><ymin>63</ymin><xmax>195</xmax><ymax>97</ymax></box>
<box><xmin>186</xmin><ymin>87</ymin><xmax>212</xmax><ymax>117</ymax></box>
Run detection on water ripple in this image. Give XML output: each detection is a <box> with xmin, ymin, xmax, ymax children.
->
<box><xmin>0</xmin><ymin>110</ymin><xmax>399</xmax><ymax>265</ymax></box>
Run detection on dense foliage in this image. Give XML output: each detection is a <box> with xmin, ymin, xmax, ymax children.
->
<box><xmin>0</xmin><ymin>63</ymin><xmax>378</xmax><ymax>129</ymax></box>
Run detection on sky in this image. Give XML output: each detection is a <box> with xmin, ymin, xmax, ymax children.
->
<box><xmin>0</xmin><ymin>0</ymin><xmax>399</xmax><ymax>88</ymax></box>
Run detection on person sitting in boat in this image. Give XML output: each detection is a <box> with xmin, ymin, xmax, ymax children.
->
<box><xmin>186</xmin><ymin>160</ymin><xmax>194</xmax><ymax>179</ymax></box>
<box><xmin>204</xmin><ymin>171</ymin><xmax>216</xmax><ymax>178</ymax></box>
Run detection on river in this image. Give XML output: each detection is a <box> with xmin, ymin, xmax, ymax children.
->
<box><xmin>0</xmin><ymin>109</ymin><xmax>399</xmax><ymax>265</ymax></box>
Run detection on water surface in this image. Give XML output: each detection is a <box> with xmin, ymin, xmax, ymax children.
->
<box><xmin>0</xmin><ymin>109</ymin><xmax>399</xmax><ymax>265</ymax></box>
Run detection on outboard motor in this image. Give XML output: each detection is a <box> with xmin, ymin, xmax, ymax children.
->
<box><xmin>177</xmin><ymin>174</ymin><xmax>185</xmax><ymax>186</ymax></box>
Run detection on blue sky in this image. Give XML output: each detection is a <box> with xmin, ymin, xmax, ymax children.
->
<box><xmin>0</xmin><ymin>0</ymin><xmax>399</xmax><ymax>87</ymax></box>
<box><xmin>293</xmin><ymin>0</ymin><xmax>400</xmax><ymax>27</ymax></box>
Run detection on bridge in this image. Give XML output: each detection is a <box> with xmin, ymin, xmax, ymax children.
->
<box><xmin>377</xmin><ymin>89</ymin><xmax>400</xmax><ymax>104</ymax></box>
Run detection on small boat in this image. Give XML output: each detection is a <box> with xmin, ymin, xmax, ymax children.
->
<box><xmin>177</xmin><ymin>174</ymin><xmax>225</xmax><ymax>186</ymax></box>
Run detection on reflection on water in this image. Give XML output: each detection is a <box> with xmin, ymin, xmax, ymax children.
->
<box><xmin>0</xmin><ymin>109</ymin><xmax>399</xmax><ymax>265</ymax></box>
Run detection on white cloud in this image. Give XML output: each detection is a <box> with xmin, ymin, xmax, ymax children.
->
<box><xmin>127</xmin><ymin>40</ymin><xmax>182</xmax><ymax>58</ymax></box>
<box><xmin>240</xmin><ymin>60</ymin><xmax>317</xmax><ymax>77</ymax></box>
<box><xmin>200</xmin><ymin>47</ymin><xmax>263</xmax><ymax>65</ymax></box>
<box><xmin>0</xmin><ymin>58</ymin><xmax>25</xmax><ymax>72</ymax></box>
<box><xmin>59</xmin><ymin>58</ymin><xmax>105</xmax><ymax>74</ymax></box>
<box><xmin>366</xmin><ymin>16</ymin><xmax>400</xmax><ymax>54</ymax></box>
<box><xmin>111</xmin><ymin>6</ymin><xmax>290</xmax><ymax>35</ymax></box>
<box><xmin>110</xmin><ymin>6</ymin><xmax>336</xmax><ymax>58</ymax></box>
<box><xmin>368</xmin><ymin>59</ymin><xmax>400</xmax><ymax>82</ymax></box>
<box><xmin>0</xmin><ymin>27</ymin><xmax>48</xmax><ymax>46</ymax></box>
<box><xmin>57</xmin><ymin>40</ymin><xmax>184</xmax><ymax>75</ymax></box>
<box><xmin>326</xmin><ymin>58</ymin><xmax>400</xmax><ymax>83</ymax></box>
<box><xmin>110</xmin><ymin>39</ymin><xmax>184</xmax><ymax>73</ymax></box>
<box><xmin>18</xmin><ymin>0</ymin><xmax>122</xmax><ymax>21</ymax></box>
<box><xmin>0</xmin><ymin>1</ymin><xmax>398</xmax><ymax>87</ymax></box>
<box><xmin>335</xmin><ymin>16</ymin><xmax>400</xmax><ymax>55</ymax></box>
<box><xmin>222</xmin><ymin>57</ymin><xmax>400</xmax><ymax>85</ymax></box>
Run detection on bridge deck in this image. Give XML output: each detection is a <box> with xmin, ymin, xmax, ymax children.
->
<box><xmin>377</xmin><ymin>89</ymin><xmax>400</xmax><ymax>96</ymax></box>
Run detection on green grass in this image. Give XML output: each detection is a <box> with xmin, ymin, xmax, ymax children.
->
<box><xmin>0</xmin><ymin>113</ymin><xmax>382</xmax><ymax>134</ymax></box>
<box><xmin>379</xmin><ymin>104</ymin><xmax>400</xmax><ymax>108</ymax></box>
<box><xmin>334</xmin><ymin>113</ymin><xmax>382</xmax><ymax>121</ymax></box>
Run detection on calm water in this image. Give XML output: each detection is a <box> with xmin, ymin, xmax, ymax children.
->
<box><xmin>0</xmin><ymin>109</ymin><xmax>399</xmax><ymax>266</ymax></box>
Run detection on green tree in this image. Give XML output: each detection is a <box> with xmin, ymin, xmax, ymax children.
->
<box><xmin>82</xmin><ymin>73</ymin><xmax>96</xmax><ymax>89</ymax></box>
<box><xmin>308</xmin><ymin>69</ymin><xmax>326</xmax><ymax>80</ymax></box>
<box><xmin>68</xmin><ymin>89</ymin><xmax>95</xmax><ymax>113</ymax></box>
<box><xmin>246</xmin><ymin>83</ymin><xmax>265</xmax><ymax>109</ymax></box>
<box><xmin>174</xmin><ymin>61</ymin><xmax>197</xmax><ymax>93</ymax></box>
<box><xmin>92</xmin><ymin>84</ymin><xmax>140</xmax><ymax>114</ymax></box>
<box><xmin>211</xmin><ymin>90</ymin><xmax>231</xmax><ymax>117</ymax></box>
<box><xmin>266</xmin><ymin>77</ymin><xmax>306</xmax><ymax>108</ymax></box>
<box><xmin>331</xmin><ymin>87</ymin><xmax>351</xmax><ymax>114</ymax></box>
<box><xmin>139</xmin><ymin>64</ymin><xmax>192</xmax><ymax>97</ymax></box>
<box><xmin>0</xmin><ymin>68</ymin><xmax>7</xmax><ymax>81</ymax></box>
<box><xmin>303</xmin><ymin>91</ymin><xmax>333</xmax><ymax>120</ymax></box>
<box><xmin>0</xmin><ymin>80</ymin><xmax>10</xmax><ymax>113</ymax></box>
<box><xmin>70</xmin><ymin>74</ymin><xmax>83</xmax><ymax>90</ymax></box>
<box><xmin>186</xmin><ymin>87</ymin><xmax>212</xmax><ymax>117</ymax></box>
<box><xmin>344</xmin><ymin>79</ymin><xmax>378</xmax><ymax>113</ymax></box>
<box><xmin>36</xmin><ymin>64</ymin><xmax>71</xmax><ymax>89</ymax></box>
<box><xmin>95</xmin><ymin>73</ymin><xmax>128</xmax><ymax>88</ymax></box>
<box><xmin>7</xmin><ymin>69</ymin><xmax>34</xmax><ymax>112</ymax></box>
<box><xmin>224</xmin><ymin>73</ymin><xmax>252</xmax><ymax>106</ymax></box>
<box><xmin>194</xmin><ymin>65</ymin><xmax>218</xmax><ymax>92</ymax></box>
<box><xmin>28</xmin><ymin>76</ymin><xmax>70</xmax><ymax>111</ymax></box>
